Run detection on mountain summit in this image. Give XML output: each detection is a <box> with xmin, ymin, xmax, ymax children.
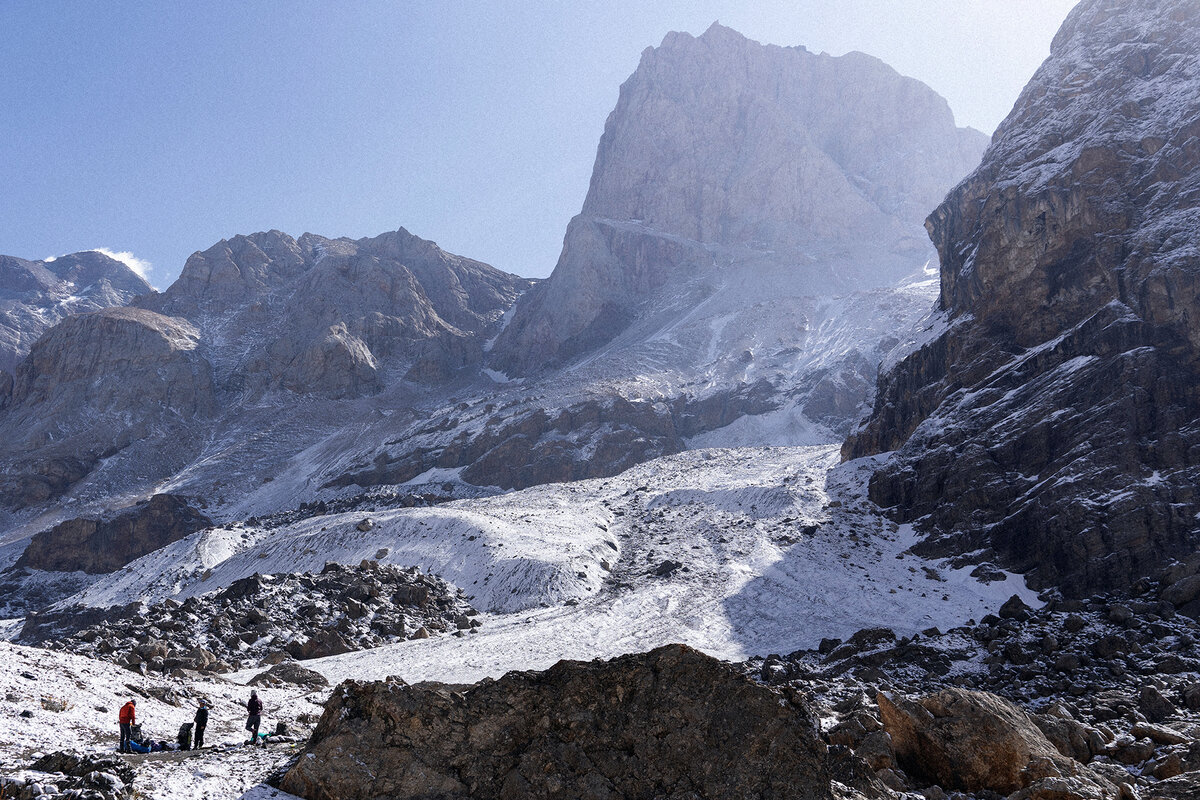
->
<box><xmin>491</xmin><ymin>23</ymin><xmax>987</xmax><ymax>374</ymax></box>
<box><xmin>0</xmin><ymin>250</ymin><xmax>152</xmax><ymax>375</ymax></box>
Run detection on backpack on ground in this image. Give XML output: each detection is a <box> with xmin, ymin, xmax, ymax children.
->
<box><xmin>177</xmin><ymin>722</ymin><xmax>193</xmax><ymax>750</ymax></box>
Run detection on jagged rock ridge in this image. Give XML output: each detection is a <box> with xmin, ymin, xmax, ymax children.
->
<box><xmin>491</xmin><ymin>22</ymin><xmax>987</xmax><ymax>374</ymax></box>
<box><xmin>0</xmin><ymin>228</ymin><xmax>532</xmax><ymax>512</ymax></box>
<box><xmin>0</xmin><ymin>250</ymin><xmax>151</xmax><ymax>375</ymax></box>
<box><xmin>141</xmin><ymin>227</ymin><xmax>534</xmax><ymax>395</ymax></box>
<box><xmin>845</xmin><ymin>0</ymin><xmax>1200</xmax><ymax>595</ymax></box>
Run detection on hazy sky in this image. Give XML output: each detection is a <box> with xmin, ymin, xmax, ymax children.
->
<box><xmin>1</xmin><ymin>1</ymin><xmax>1078</xmax><ymax>286</ymax></box>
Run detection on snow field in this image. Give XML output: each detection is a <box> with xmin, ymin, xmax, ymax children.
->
<box><xmin>237</xmin><ymin>445</ymin><xmax>1037</xmax><ymax>685</ymax></box>
<box><xmin>0</xmin><ymin>641</ymin><xmax>317</xmax><ymax>799</ymax></box>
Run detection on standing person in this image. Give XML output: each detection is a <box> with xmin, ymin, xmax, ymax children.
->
<box><xmin>245</xmin><ymin>690</ymin><xmax>263</xmax><ymax>745</ymax></box>
<box><xmin>194</xmin><ymin>700</ymin><xmax>209</xmax><ymax>749</ymax></box>
<box><xmin>118</xmin><ymin>699</ymin><xmax>136</xmax><ymax>753</ymax></box>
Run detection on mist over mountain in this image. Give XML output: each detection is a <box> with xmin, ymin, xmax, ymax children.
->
<box><xmin>491</xmin><ymin>22</ymin><xmax>986</xmax><ymax>374</ymax></box>
<box><xmin>7</xmin><ymin>8</ymin><xmax>1200</xmax><ymax>800</ymax></box>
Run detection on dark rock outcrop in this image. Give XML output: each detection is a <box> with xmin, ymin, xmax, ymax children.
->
<box><xmin>281</xmin><ymin>644</ymin><xmax>843</xmax><ymax>800</ymax></box>
<box><xmin>845</xmin><ymin>0</ymin><xmax>1200</xmax><ymax>595</ymax></box>
<box><xmin>15</xmin><ymin>494</ymin><xmax>211</xmax><ymax>574</ymax></box>
<box><xmin>0</xmin><ymin>250</ymin><xmax>151</xmax><ymax>375</ymax></box>
<box><xmin>490</xmin><ymin>23</ymin><xmax>986</xmax><ymax>375</ymax></box>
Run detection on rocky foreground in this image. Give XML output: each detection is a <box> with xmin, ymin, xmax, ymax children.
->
<box><xmin>749</xmin><ymin>559</ymin><xmax>1200</xmax><ymax>798</ymax></box>
<box><xmin>269</xmin><ymin>558</ymin><xmax>1200</xmax><ymax>800</ymax></box>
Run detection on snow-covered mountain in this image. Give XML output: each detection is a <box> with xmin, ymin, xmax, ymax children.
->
<box><xmin>7</xmin><ymin>7</ymin><xmax>1200</xmax><ymax>798</ymax></box>
<box><xmin>0</xmin><ymin>24</ymin><xmax>983</xmax><ymax>544</ymax></box>
<box><xmin>490</xmin><ymin>22</ymin><xmax>986</xmax><ymax>375</ymax></box>
<box><xmin>846</xmin><ymin>0</ymin><xmax>1200</xmax><ymax>596</ymax></box>
<box><xmin>0</xmin><ymin>229</ymin><xmax>531</xmax><ymax>515</ymax></box>
<box><xmin>0</xmin><ymin>250</ymin><xmax>151</xmax><ymax>376</ymax></box>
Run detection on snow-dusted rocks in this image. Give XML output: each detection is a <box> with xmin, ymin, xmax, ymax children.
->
<box><xmin>490</xmin><ymin>22</ymin><xmax>986</xmax><ymax>374</ymax></box>
<box><xmin>0</xmin><ymin>250</ymin><xmax>151</xmax><ymax>376</ymax></box>
<box><xmin>0</xmin><ymin>308</ymin><xmax>216</xmax><ymax>509</ymax></box>
<box><xmin>846</xmin><ymin>0</ymin><xmax>1200</xmax><ymax>595</ymax></box>
<box><xmin>23</xmin><ymin>561</ymin><xmax>478</xmax><ymax>673</ymax></box>
<box><xmin>141</xmin><ymin>227</ymin><xmax>533</xmax><ymax>398</ymax></box>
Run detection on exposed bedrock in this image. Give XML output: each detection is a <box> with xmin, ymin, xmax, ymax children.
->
<box><xmin>15</xmin><ymin>494</ymin><xmax>212</xmax><ymax>574</ymax></box>
<box><xmin>280</xmin><ymin>644</ymin><xmax>849</xmax><ymax>800</ymax></box>
<box><xmin>845</xmin><ymin>0</ymin><xmax>1200</xmax><ymax>596</ymax></box>
<box><xmin>0</xmin><ymin>308</ymin><xmax>216</xmax><ymax>509</ymax></box>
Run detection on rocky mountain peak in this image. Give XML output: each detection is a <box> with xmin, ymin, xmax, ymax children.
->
<box><xmin>846</xmin><ymin>0</ymin><xmax>1200</xmax><ymax>595</ymax></box>
<box><xmin>148</xmin><ymin>230</ymin><xmax>308</xmax><ymax>317</ymax></box>
<box><xmin>138</xmin><ymin>225</ymin><xmax>532</xmax><ymax>396</ymax></box>
<box><xmin>0</xmin><ymin>250</ymin><xmax>151</xmax><ymax>375</ymax></box>
<box><xmin>490</xmin><ymin>24</ymin><xmax>986</xmax><ymax>374</ymax></box>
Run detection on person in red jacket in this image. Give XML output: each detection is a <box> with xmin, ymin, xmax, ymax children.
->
<box><xmin>118</xmin><ymin>700</ymin><xmax>136</xmax><ymax>753</ymax></box>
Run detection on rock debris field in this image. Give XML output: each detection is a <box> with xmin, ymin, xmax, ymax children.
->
<box><xmin>20</xmin><ymin>560</ymin><xmax>478</xmax><ymax>675</ymax></box>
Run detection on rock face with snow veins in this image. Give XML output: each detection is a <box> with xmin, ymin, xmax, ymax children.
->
<box><xmin>0</xmin><ymin>250</ymin><xmax>151</xmax><ymax>376</ymax></box>
<box><xmin>0</xmin><ymin>308</ymin><xmax>216</xmax><ymax>508</ymax></box>
<box><xmin>281</xmin><ymin>644</ymin><xmax>840</xmax><ymax>800</ymax></box>
<box><xmin>15</xmin><ymin>494</ymin><xmax>211</xmax><ymax>574</ymax></box>
<box><xmin>845</xmin><ymin>0</ymin><xmax>1200</xmax><ymax>595</ymax></box>
<box><xmin>491</xmin><ymin>22</ymin><xmax>986</xmax><ymax>374</ymax></box>
<box><xmin>0</xmin><ymin>226</ymin><xmax>532</xmax><ymax>513</ymax></box>
<box><xmin>142</xmin><ymin>227</ymin><xmax>533</xmax><ymax>397</ymax></box>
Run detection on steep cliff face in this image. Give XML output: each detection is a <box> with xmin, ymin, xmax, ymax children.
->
<box><xmin>0</xmin><ymin>307</ymin><xmax>216</xmax><ymax>509</ymax></box>
<box><xmin>142</xmin><ymin>227</ymin><xmax>533</xmax><ymax>397</ymax></box>
<box><xmin>491</xmin><ymin>22</ymin><xmax>986</xmax><ymax>375</ymax></box>
<box><xmin>0</xmin><ymin>250</ymin><xmax>151</xmax><ymax>375</ymax></box>
<box><xmin>846</xmin><ymin>0</ymin><xmax>1200</xmax><ymax>596</ymax></box>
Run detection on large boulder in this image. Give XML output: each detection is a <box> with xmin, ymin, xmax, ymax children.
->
<box><xmin>878</xmin><ymin>688</ymin><xmax>1085</xmax><ymax>794</ymax></box>
<box><xmin>248</xmin><ymin>660</ymin><xmax>329</xmax><ymax>688</ymax></box>
<box><xmin>281</xmin><ymin>644</ymin><xmax>842</xmax><ymax>800</ymax></box>
<box><xmin>1148</xmin><ymin>771</ymin><xmax>1200</xmax><ymax>800</ymax></box>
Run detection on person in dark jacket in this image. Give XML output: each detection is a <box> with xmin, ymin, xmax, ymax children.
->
<box><xmin>194</xmin><ymin>700</ymin><xmax>209</xmax><ymax>748</ymax></box>
<box><xmin>246</xmin><ymin>691</ymin><xmax>263</xmax><ymax>745</ymax></box>
<box><xmin>118</xmin><ymin>699</ymin><xmax>136</xmax><ymax>753</ymax></box>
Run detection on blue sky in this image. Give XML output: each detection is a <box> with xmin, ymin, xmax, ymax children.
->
<box><xmin>1</xmin><ymin>1</ymin><xmax>1078</xmax><ymax>286</ymax></box>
